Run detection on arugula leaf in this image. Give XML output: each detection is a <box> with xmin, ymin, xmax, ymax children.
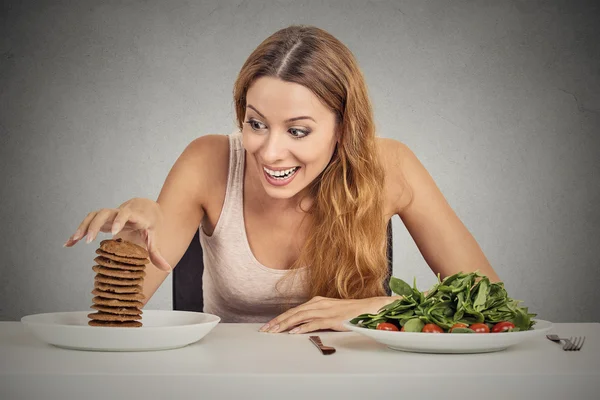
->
<box><xmin>389</xmin><ymin>277</ymin><xmax>414</xmax><ymax>298</ymax></box>
<box><xmin>403</xmin><ymin>318</ymin><xmax>425</xmax><ymax>332</ymax></box>
<box><xmin>451</xmin><ymin>327</ymin><xmax>475</xmax><ymax>333</ymax></box>
<box><xmin>472</xmin><ymin>278</ymin><xmax>489</xmax><ymax>311</ymax></box>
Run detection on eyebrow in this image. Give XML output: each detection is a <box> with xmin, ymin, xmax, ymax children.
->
<box><xmin>246</xmin><ymin>105</ymin><xmax>316</xmax><ymax>123</ymax></box>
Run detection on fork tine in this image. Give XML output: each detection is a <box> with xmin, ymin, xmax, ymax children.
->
<box><xmin>575</xmin><ymin>336</ymin><xmax>585</xmax><ymax>351</ymax></box>
<box><xmin>570</xmin><ymin>337</ymin><xmax>579</xmax><ymax>351</ymax></box>
<box><xmin>570</xmin><ymin>337</ymin><xmax>580</xmax><ymax>351</ymax></box>
<box><xmin>564</xmin><ymin>337</ymin><xmax>575</xmax><ymax>351</ymax></box>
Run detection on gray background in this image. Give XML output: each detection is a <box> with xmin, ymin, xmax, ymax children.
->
<box><xmin>1</xmin><ymin>0</ymin><xmax>598</xmax><ymax>323</ymax></box>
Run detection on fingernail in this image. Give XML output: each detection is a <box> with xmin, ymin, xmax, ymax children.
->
<box><xmin>268</xmin><ymin>324</ymin><xmax>280</xmax><ymax>333</ymax></box>
<box><xmin>85</xmin><ymin>235</ymin><xmax>93</xmax><ymax>244</ymax></box>
<box><xmin>72</xmin><ymin>231</ymin><xmax>81</xmax><ymax>240</ymax></box>
<box><xmin>111</xmin><ymin>223</ymin><xmax>121</xmax><ymax>235</ymax></box>
<box><xmin>259</xmin><ymin>323</ymin><xmax>270</xmax><ymax>332</ymax></box>
<box><xmin>289</xmin><ymin>327</ymin><xmax>300</xmax><ymax>334</ymax></box>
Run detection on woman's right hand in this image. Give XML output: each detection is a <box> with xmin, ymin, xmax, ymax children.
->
<box><xmin>63</xmin><ymin>198</ymin><xmax>172</xmax><ymax>271</ymax></box>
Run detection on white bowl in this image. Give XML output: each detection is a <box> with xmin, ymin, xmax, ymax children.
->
<box><xmin>342</xmin><ymin>319</ymin><xmax>553</xmax><ymax>354</ymax></box>
<box><xmin>21</xmin><ymin>310</ymin><xmax>220</xmax><ymax>352</ymax></box>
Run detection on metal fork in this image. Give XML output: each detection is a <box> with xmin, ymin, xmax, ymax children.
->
<box><xmin>546</xmin><ymin>334</ymin><xmax>586</xmax><ymax>351</ymax></box>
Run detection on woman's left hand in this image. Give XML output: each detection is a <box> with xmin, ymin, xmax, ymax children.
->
<box><xmin>259</xmin><ymin>296</ymin><xmax>393</xmax><ymax>334</ymax></box>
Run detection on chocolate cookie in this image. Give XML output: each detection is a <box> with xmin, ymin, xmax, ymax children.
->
<box><xmin>91</xmin><ymin>288</ymin><xmax>145</xmax><ymax>301</ymax></box>
<box><xmin>92</xmin><ymin>265</ymin><xmax>146</xmax><ymax>279</ymax></box>
<box><xmin>100</xmin><ymin>238</ymin><xmax>148</xmax><ymax>259</ymax></box>
<box><xmin>94</xmin><ymin>274</ymin><xmax>144</xmax><ymax>286</ymax></box>
<box><xmin>94</xmin><ymin>255</ymin><xmax>146</xmax><ymax>270</ymax></box>
<box><xmin>88</xmin><ymin>319</ymin><xmax>142</xmax><ymax>327</ymax></box>
<box><xmin>95</xmin><ymin>250</ymin><xmax>148</xmax><ymax>266</ymax></box>
<box><xmin>92</xmin><ymin>296</ymin><xmax>143</xmax><ymax>308</ymax></box>
<box><xmin>94</xmin><ymin>281</ymin><xmax>143</xmax><ymax>294</ymax></box>
<box><xmin>90</xmin><ymin>304</ymin><xmax>142</xmax><ymax>315</ymax></box>
<box><xmin>88</xmin><ymin>312</ymin><xmax>142</xmax><ymax>322</ymax></box>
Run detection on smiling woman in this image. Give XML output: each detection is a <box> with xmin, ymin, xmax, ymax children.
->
<box><xmin>65</xmin><ymin>25</ymin><xmax>500</xmax><ymax>334</ymax></box>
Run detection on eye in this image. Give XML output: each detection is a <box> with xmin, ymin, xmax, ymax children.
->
<box><xmin>289</xmin><ymin>128</ymin><xmax>310</xmax><ymax>139</ymax></box>
<box><xmin>246</xmin><ymin>119</ymin><xmax>267</xmax><ymax>131</ymax></box>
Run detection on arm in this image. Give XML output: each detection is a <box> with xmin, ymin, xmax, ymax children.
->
<box><xmin>384</xmin><ymin>139</ymin><xmax>501</xmax><ymax>283</ymax></box>
<box><xmin>116</xmin><ymin>135</ymin><xmax>226</xmax><ymax>304</ymax></box>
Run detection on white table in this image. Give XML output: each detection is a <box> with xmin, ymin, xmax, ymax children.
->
<box><xmin>1</xmin><ymin>321</ymin><xmax>599</xmax><ymax>400</ymax></box>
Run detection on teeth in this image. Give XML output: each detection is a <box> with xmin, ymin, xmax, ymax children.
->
<box><xmin>264</xmin><ymin>166</ymin><xmax>298</xmax><ymax>179</ymax></box>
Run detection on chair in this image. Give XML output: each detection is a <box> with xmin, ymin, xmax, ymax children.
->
<box><xmin>173</xmin><ymin>221</ymin><xmax>394</xmax><ymax>312</ymax></box>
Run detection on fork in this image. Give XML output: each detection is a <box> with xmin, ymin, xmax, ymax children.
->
<box><xmin>546</xmin><ymin>334</ymin><xmax>586</xmax><ymax>351</ymax></box>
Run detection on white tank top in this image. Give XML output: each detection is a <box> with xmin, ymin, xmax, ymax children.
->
<box><xmin>199</xmin><ymin>132</ymin><xmax>309</xmax><ymax>322</ymax></box>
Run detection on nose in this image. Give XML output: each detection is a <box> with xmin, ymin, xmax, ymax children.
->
<box><xmin>261</xmin><ymin>131</ymin><xmax>287</xmax><ymax>163</ymax></box>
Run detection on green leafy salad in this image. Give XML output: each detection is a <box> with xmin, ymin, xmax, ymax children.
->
<box><xmin>350</xmin><ymin>271</ymin><xmax>537</xmax><ymax>333</ymax></box>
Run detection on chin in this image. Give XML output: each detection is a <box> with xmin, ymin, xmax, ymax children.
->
<box><xmin>261</xmin><ymin>184</ymin><xmax>303</xmax><ymax>200</ymax></box>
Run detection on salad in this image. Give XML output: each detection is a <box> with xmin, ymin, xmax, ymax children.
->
<box><xmin>350</xmin><ymin>271</ymin><xmax>536</xmax><ymax>333</ymax></box>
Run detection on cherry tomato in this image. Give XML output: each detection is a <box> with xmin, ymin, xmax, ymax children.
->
<box><xmin>449</xmin><ymin>323</ymin><xmax>469</xmax><ymax>333</ymax></box>
<box><xmin>469</xmin><ymin>323</ymin><xmax>490</xmax><ymax>333</ymax></box>
<box><xmin>492</xmin><ymin>321</ymin><xmax>515</xmax><ymax>333</ymax></box>
<box><xmin>376</xmin><ymin>322</ymin><xmax>399</xmax><ymax>331</ymax></box>
<box><xmin>422</xmin><ymin>323</ymin><xmax>444</xmax><ymax>333</ymax></box>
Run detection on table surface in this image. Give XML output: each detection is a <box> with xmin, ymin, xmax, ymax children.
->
<box><xmin>1</xmin><ymin>321</ymin><xmax>599</xmax><ymax>400</ymax></box>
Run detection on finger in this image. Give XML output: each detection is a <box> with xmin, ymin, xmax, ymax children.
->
<box><xmin>268</xmin><ymin>308</ymin><xmax>326</xmax><ymax>333</ymax></box>
<box><xmin>86</xmin><ymin>209</ymin><xmax>118</xmax><ymax>243</ymax></box>
<box><xmin>259</xmin><ymin>297</ymin><xmax>329</xmax><ymax>332</ymax></box>
<box><xmin>146</xmin><ymin>230</ymin><xmax>172</xmax><ymax>272</ymax></box>
<box><xmin>111</xmin><ymin>208</ymin><xmax>131</xmax><ymax>236</ymax></box>
<box><xmin>288</xmin><ymin>318</ymin><xmax>338</xmax><ymax>335</ymax></box>
<box><xmin>64</xmin><ymin>211</ymin><xmax>98</xmax><ymax>247</ymax></box>
<box><xmin>259</xmin><ymin>303</ymin><xmax>305</xmax><ymax>332</ymax></box>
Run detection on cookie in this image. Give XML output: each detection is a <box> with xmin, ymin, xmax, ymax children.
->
<box><xmin>92</xmin><ymin>265</ymin><xmax>146</xmax><ymax>279</ymax></box>
<box><xmin>100</xmin><ymin>238</ymin><xmax>148</xmax><ymax>260</ymax></box>
<box><xmin>94</xmin><ymin>274</ymin><xmax>144</xmax><ymax>286</ymax></box>
<box><xmin>88</xmin><ymin>312</ymin><xmax>142</xmax><ymax>322</ymax></box>
<box><xmin>88</xmin><ymin>319</ymin><xmax>142</xmax><ymax>327</ymax></box>
<box><xmin>94</xmin><ymin>281</ymin><xmax>143</xmax><ymax>294</ymax></box>
<box><xmin>95</xmin><ymin>251</ymin><xmax>148</xmax><ymax>266</ymax></box>
<box><xmin>92</xmin><ymin>296</ymin><xmax>143</xmax><ymax>308</ymax></box>
<box><xmin>94</xmin><ymin>255</ymin><xmax>146</xmax><ymax>270</ymax></box>
<box><xmin>92</xmin><ymin>288</ymin><xmax>145</xmax><ymax>301</ymax></box>
<box><xmin>91</xmin><ymin>304</ymin><xmax>142</xmax><ymax>315</ymax></box>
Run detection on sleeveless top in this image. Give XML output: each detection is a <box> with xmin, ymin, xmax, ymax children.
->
<box><xmin>199</xmin><ymin>132</ymin><xmax>310</xmax><ymax>323</ymax></box>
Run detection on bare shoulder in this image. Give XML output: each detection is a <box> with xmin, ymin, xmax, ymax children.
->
<box><xmin>182</xmin><ymin>134</ymin><xmax>229</xmax><ymax>169</ymax></box>
<box><xmin>159</xmin><ymin>134</ymin><xmax>230</xmax><ymax>206</ymax></box>
<box><xmin>376</xmin><ymin>137</ymin><xmax>413</xmax><ymax>168</ymax></box>
<box><xmin>375</xmin><ymin>137</ymin><xmax>415</xmax><ymax>216</ymax></box>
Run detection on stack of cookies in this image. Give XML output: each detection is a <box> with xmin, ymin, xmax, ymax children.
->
<box><xmin>88</xmin><ymin>238</ymin><xmax>148</xmax><ymax>327</ymax></box>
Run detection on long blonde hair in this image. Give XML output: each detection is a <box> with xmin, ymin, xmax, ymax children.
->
<box><xmin>233</xmin><ymin>25</ymin><xmax>388</xmax><ymax>299</ymax></box>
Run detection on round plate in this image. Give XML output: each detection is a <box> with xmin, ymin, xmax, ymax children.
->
<box><xmin>342</xmin><ymin>319</ymin><xmax>553</xmax><ymax>353</ymax></box>
<box><xmin>21</xmin><ymin>310</ymin><xmax>220</xmax><ymax>352</ymax></box>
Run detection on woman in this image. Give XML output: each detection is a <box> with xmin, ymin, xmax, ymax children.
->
<box><xmin>64</xmin><ymin>25</ymin><xmax>500</xmax><ymax>334</ymax></box>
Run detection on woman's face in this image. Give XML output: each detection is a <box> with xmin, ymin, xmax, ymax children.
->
<box><xmin>242</xmin><ymin>76</ymin><xmax>338</xmax><ymax>201</ymax></box>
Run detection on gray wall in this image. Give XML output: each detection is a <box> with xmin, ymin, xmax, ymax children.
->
<box><xmin>1</xmin><ymin>0</ymin><xmax>598</xmax><ymax>323</ymax></box>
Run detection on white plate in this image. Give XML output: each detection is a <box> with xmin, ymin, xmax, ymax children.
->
<box><xmin>21</xmin><ymin>310</ymin><xmax>220</xmax><ymax>352</ymax></box>
<box><xmin>342</xmin><ymin>319</ymin><xmax>553</xmax><ymax>354</ymax></box>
